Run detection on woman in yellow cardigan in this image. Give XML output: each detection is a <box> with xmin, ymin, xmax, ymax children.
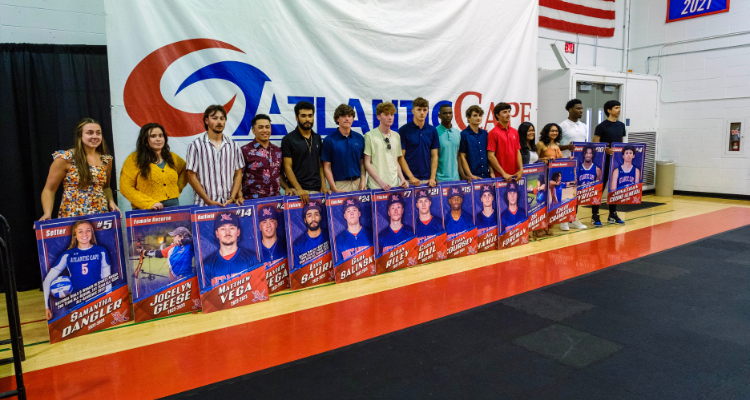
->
<box><xmin>119</xmin><ymin>123</ymin><xmax>187</xmax><ymax>210</ymax></box>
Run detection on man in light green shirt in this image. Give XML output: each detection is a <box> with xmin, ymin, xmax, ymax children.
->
<box><xmin>435</xmin><ymin>104</ymin><xmax>464</xmax><ymax>182</ymax></box>
<box><xmin>364</xmin><ymin>102</ymin><xmax>409</xmax><ymax>190</ymax></box>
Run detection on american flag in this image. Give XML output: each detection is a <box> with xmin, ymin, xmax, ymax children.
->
<box><xmin>539</xmin><ymin>0</ymin><xmax>616</xmax><ymax>37</ymax></box>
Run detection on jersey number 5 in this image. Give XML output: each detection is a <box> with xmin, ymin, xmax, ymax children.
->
<box><xmin>81</xmin><ymin>263</ymin><xmax>89</xmax><ymax>275</ymax></box>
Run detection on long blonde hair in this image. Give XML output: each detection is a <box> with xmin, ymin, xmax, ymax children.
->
<box><xmin>67</xmin><ymin>220</ymin><xmax>97</xmax><ymax>250</ymax></box>
<box><xmin>72</xmin><ymin>118</ymin><xmax>110</xmax><ymax>187</ymax></box>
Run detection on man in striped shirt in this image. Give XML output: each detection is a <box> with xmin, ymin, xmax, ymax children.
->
<box><xmin>186</xmin><ymin>105</ymin><xmax>246</xmax><ymax>206</ymax></box>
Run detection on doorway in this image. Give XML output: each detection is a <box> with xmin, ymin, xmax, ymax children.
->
<box><xmin>575</xmin><ymin>82</ymin><xmax>621</xmax><ymax>140</ymax></box>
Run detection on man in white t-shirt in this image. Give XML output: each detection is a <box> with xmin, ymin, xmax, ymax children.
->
<box><xmin>559</xmin><ymin>99</ymin><xmax>588</xmax><ymax>231</ymax></box>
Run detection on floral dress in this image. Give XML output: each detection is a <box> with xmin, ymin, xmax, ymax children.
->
<box><xmin>53</xmin><ymin>150</ymin><xmax>112</xmax><ymax>218</ymax></box>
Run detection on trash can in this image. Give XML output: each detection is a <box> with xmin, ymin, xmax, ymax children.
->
<box><xmin>655</xmin><ymin>160</ymin><xmax>676</xmax><ymax>197</ymax></box>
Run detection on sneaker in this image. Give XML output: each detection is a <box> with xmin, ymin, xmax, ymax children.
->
<box><xmin>608</xmin><ymin>213</ymin><xmax>625</xmax><ymax>225</ymax></box>
<box><xmin>591</xmin><ymin>214</ymin><xmax>602</xmax><ymax>226</ymax></box>
<box><xmin>570</xmin><ymin>219</ymin><xmax>587</xmax><ymax>229</ymax></box>
<box><xmin>560</xmin><ymin>222</ymin><xmax>570</xmax><ymax>231</ymax></box>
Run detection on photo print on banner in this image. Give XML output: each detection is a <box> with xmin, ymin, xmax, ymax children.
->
<box><xmin>472</xmin><ymin>179</ymin><xmax>499</xmax><ymax>252</ymax></box>
<box><xmin>523</xmin><ymin>163</ymin><xmax>548</xmax><ymax>232</ymax></box>
<box><xmin>608</xmin><ymin>143</ymin><xmax>646</xmax><ymax>205</ymax></box>
<box><xmin>372</xmin><ymin>187</ymin><xmax>417</xmax><ymax>273</ymax></box>
<box><xmin>497</xmin><ymin>178</ymin><xmax>529</xmax><ymax>249</ymax></box>
<box><xmin>191</xmin><ymin>205</ymin><xmax>269</xmax><ymax>313</ymax></box>
<box><xmin>35</xmin><ymin>212</ymin><xmax>130</xmax><ymax>343</ymax></box>
<box><xmin>284</xmin><ymin>194</ymin><xmax>334</xmax><ymax>289</ymax></box>
<box><xmin>547</xmin><ymin>159</ymin><xmax>578</xmax><ymax>225</ymax></box>
<box><xmin>327</xmin><ymin>191</ymin><xmax>376</xmax><ymax>283</ymax></box>
<box><xmin>441</xmin><ymin>182</ymin><xmax>477</xmax><ymax>259</ymax></box>
<box><xmin>573</xmin><ymin>142</ymin><xmax>606</xmax><ymax>205</ymax></box>
<box><xmin>253</xmin><ymin>197</ymin><xmax>290</xmax><ymax>294</ymax></box>
<box><xmin>413</xmin><ymin>185</ymin><xmax>447</xmax><ymax>264</ymax></box>
<box><xmin>126</xmin><ymin>206</ymin><xmax>200</xmax><ymax>322</ymax></box>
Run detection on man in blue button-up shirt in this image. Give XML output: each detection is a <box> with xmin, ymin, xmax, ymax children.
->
<box><xmin>322</xmin><ymin>104</ymin><xmax>367</xmax><ymax>193</ymax></box>
<box><xmin>459</xmin><ymin>105</ymin><xmax>493</xmax><ymax>181</ymax></box>
<box><xmin>398</xmin><ymin>97</ymin><xmax>440</xmax><ymax>188</ymax></box>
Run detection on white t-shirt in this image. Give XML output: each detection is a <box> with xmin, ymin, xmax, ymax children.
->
<box><xmin>559</xmin><ymin>119</ymin><xmax>589</xmax><ymax>157</ymax></box>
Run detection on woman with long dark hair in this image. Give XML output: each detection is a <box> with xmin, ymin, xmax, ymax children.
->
<box><xmin>536</xmin><ymin>123</ymin><xmax>564</xmax><ymax>163</ymax></box>
<box><xmin>518</xmin><ymin>122</ymin><xmax>538</xmax><ymax>165</ymax></box>
<box><xmin>119</xmin><ymin>123</ymin><xmax>186</xmax><ymax>210</ymax></box>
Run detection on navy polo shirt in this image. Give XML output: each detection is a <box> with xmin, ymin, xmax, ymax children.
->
<box><xmin>459</xmin><ymin>127</ymin><xmax>490</xmax><ymax>179</ymax></box>
<box><xmin>398</xmin><ymin>121</ymin><xmax>440</xmax><ymax>180</ymax></box>
<box><xmin>321</xmin><ymin>129</ymin><xmax>365</xmax><ymax>181</ymax></box>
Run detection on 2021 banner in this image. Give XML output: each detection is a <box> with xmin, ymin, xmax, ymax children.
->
<box><xmin>547</xmin><ymin>159</ymin><xmax>578</xmax><ymax>225</ymax></box>
<box><xmin>285</xmin><ymin>194</ymin><xmax>334</xmax><ymax>289</ymax></box>
<box><xmin>608</xmin><ymin>143</ymin><xmax>646</xmax><ymax>205</ymax></box>
<box><xmin>327</xmin><ymin>191</ymin><xmax>376</xmax><ymax>283</ymax></box>
<box><xmin>573</xmin><ymin>142</ymin><xmax>606</xmax><ymax>206</ymax></box>
<box><xmin>523</xmin><ymin>163</ymin><xmax>548</xmax><ymax>232</ymax></box>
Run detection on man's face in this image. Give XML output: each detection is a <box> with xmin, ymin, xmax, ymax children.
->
<box><xmin>215</xmin><ymin>224</ymin><xmax>240</xmax><ymax>247</ymax></box>
<box><xmin>469</xmin><ymin>112</ymin><xmax>483</xmax><ymax>127</ymax></box>
<box><xmin>623</xmin><ymin>149</ymin><xmax>635</xmax><ymax>162</ymax></box>
<box><xmin>608</xmin><ymin>105</ymin><xmax>621</xmax><ymax>118</ymax></box>
<box><xmin>507</xmin><ymin>191</ymin><xmax>518</xmax><ymax>206</ymax></box>
<box><xmin>481</xmin><ymin>192</ymin><xmax>494</xmax><ymax>208</ymax></box>
<box><xmin>572</xmin><ymin>104</ymin><xmax>584</xmax><ymax>119</ymax></box>
<box><xmin>252</xmin><ymin>119</ymin><xmax>272</xmax><ymax>142</ymax></box>
<box><xmin>205</xmin><ymin>111</ymin><xmax>226</xmax><ymax>133</ymax></box>
<box><xmin>76</xmin><ymin>224</ymin><xmax>93</xmax><ymax>246</ymax></box>
<box><xmin>584</xmin><ymin>149</ymin><xmax>594</xmax><ymax>162</ymax></box>
<box><xmin>416</xmin><ymin>197</ymin><xmax>432</xmax><ymax>215</ymax></box>
<box><xmin>304</xmin><ymin>210</ymin><xmax>321</xmax><ymax>232</ymax></box>
<box><xmin>388</xmin><ymin>203</ymin><xmax>404</xmax><ymax>222</ymax></box>
<box><xmin>259</xmin><ymin>218</ymin><xmax>278</xmax><ymax>240</ymax></box>
<box><xmin>337</xmin><ymin>114</ymin><xmax>354</xmax><ymax>131</ymax></box>
<box><xmin>438</xmin><ymin>106</ymin><xmax>452</xmax><ymax>125</ymax></box>
<box><xmin>296</xmin><ymin>109</ymin><xmax>314</xmax><ymax>130</ymax></box>
<box><xmin>344</xmin><ymin>207</ymin><xmax>360</xmax><ymax>225</ymax></box>
<box><xmin>496</xmin><ymin>109</ymin><xmax>511</xmax><ymax>124</ymax></box>
<box><xmin>449</xmin><ymin>195</ymin><xmax>463</xmax><ymax>211</ymax></box>
<box><xmin>413</xmin><ymin>106</ymin><xmax>429</xmax><ymax>124</ymax></box>
<box><xmin>172</xmin><ymin>234</ymin><xmax>183</xmax><ymax>246</ymax></box>
<box><xmin>377</xmin><ymin>113</ymin><xmax>394</xmax><ymax>129</ymax></box>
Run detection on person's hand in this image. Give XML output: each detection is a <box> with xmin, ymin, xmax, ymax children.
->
<box><xmin>502</xmin><ymin>172</ymin><xmax>513</xmax><ymax>181</ymax></box>
<box><xmin>234</xmin><ymin>196</ymin><xmax>245</xmax><ymax>206</ymax></box>
<box><xmin>359</xmin><ymin>179</ymin><xmax>367</xmax><ymax>191</ymax></box>
<box><xmin>321</xmin><ymin>185</ymin><xmax>332</xmax><ymax>195</ymax></box>
<box><xmin>428</xmin><ymin>178</ymin><xmax>437</xmax><ymax>187</ymax></box>
<box><xmin>46</xmin><ymin>309</ymin><xmax>52</xmax><ymax>321</ymax></box>
<box><xmin>567</xmin><ymin>143</ymin><xmax>576</xmax><ymax>151</ymax></box>
<box><xmin>605</xmin><ymin>147</ymin><xmax>614</xmax><ymax>156</ymax></box>
<box><xmin>399</xmin><ymin>179</ymin><xmax>409</xmax><ymax>189</ymax></box>
<box><xmin>408</xmin><ymin>176</ymin><xmax>420</xmax><ymax>186</ymax></box>
<box><xmin>205</xmin><ymin>199</ymin><xmax>223</xmax><ymax>207</ymax></box>
<box><xmin>514</xmin><ymin>171</ymin><xmax>523</xmax><ymax>181</ymax></box>
<box><xmin>35</xmin><ymin>214</ymin><xmax>52</xmax><ymax>228</ymax></box>
<box><xmin>471</xmin><ymin>175</ymin><xmax>482</xmax><ymax>182</ymax></box>
<box><xmin>151</xmin><ymin>202</ymin><xmax>164</xmax><ymax>211</ymax></box>
<box><xmin>109</xmin><ymin>201</ymin><xmax>120</xmax><ymax>213</ymax></box>
<box><xmin>286</xmin><ymin>188</ymin><xmax>297</xmax><ymax>196</ymax></box>
<box><xmin>297</xmin><ymin>188</ymin><xmax>310</xmax><ymax>204</ymax></box>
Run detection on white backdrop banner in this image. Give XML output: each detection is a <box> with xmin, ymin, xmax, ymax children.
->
<box><xmin>105</xmin><ymin>0</ymin><xmax>538</xmax><ymax>207</ymax></box>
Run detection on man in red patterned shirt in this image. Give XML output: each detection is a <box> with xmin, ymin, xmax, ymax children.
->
<box><xmin>241</xmin><ymin>114</ymin><xmax>291</xmax><ymax>199</ymax></box>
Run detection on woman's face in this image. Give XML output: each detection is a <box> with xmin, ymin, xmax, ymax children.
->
<box><xmin>148</xmin><ymin>127</ymin><xmax>165</xmax><ymax>153</ymax></box>
<box><xmin>81</xmin><ymin>124</ymin><xmax>103</xmax><ymax>150</ymax></box>
<box><xmin>76</xmin><ymin>223</ymin><xmax>93</xmax><ymax>247</ymax></box>
<box><xmin>549</xmin><ymin>126</ymin><xmax>559</xmax><ymax>140</ymax></box>
<box><xmin>527</xmin><ymin>126</ymin><xmax>536</xmax><ymax>141</ymax></box>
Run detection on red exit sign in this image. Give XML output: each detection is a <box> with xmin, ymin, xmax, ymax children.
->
<box><xmin>564</xmin><ymin>42</ymin><xmax>575</xmax><ymax>53</ymax></box>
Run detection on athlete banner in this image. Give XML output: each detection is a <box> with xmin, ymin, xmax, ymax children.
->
<box><xmin>373</xmin><ymin>188</ymin><xmax>418</xmax><ymax>273</ymax></box>
<box><xmin>413</xmin><ymin>185</ymin><xmax>447</xmax><ymax>265</ymax></box>
<box><xmin>608</xmin><ymin>143</ymin><xmax>646</xmax><ymax>205</ymax></box>
<box><xmin>472</xmin><ymin>179</ymin><xmax>499</xmax><ymax>252</ymax></box>
<box><xmin>35</xmin><ymin>212</ymin><xmax>130</xmax><ymax>343</ymax></box>
<box><xmin>125</xmin><ymin>206</ymin><xmax>200</xmax><ymax>322</ymax></box>
<box><xmin>523</xmin><ymin>163</ymin><xmax>548</xmax><ymax>232</ymax></box>
<box><xmin>327</xmin><ymin>191</ymin><xmax>376</xmax><ymax>283</ymax></box>
<box><xmin>284</xmin><ymin>194</ymin><xmax>334</xmax><ymax>289</ymax></box>
<box><xmin>191</xmin><ymin>206</ymin><xmax>269</xmax><ymax>313</ymax></box>
<box><xmin>251</xmin><ymin>197</ymin><xmax>289</xmax><ymax>294</ymax></box>
<box><xmin>573</xmin><ymin>142</ymin><xmax>606</xmax><ymax>206</ymax></box>
<box><xmin>441</xmin><ymin>182</ymin><xmax>477</xmax><ymax>259</ymax></box>
<box><xmin>497</xmin><ymin>179</ymin><xmax>530</xmax><ymax>249</ymax></box>
<box><xmin>547</xmin><ymin>159</ymin><xmax>578</xmax><ymax>225</ymax></box>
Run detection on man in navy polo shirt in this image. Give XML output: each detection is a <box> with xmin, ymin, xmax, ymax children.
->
<box><xmin>399</xmin><ymin>97</ymin><xmax>440</xmax><ymax>187</ymax></box>
<box><xmin>322</xmin><ymin>104</ymin><xmax>367</xmax><ymax>193</ymax></box>
<box><xmin>459</xmin><ymin>105</ymin><xmax>492</xmax><ymax>182</ymax></box>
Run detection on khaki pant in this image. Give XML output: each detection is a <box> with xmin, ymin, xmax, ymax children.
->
<box><xmin>334</xmin><ymin>178</ymin><xmax>363</xmax><ymax>192</ymax></box>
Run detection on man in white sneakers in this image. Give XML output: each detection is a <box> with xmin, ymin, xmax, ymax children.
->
<box><xmin>559</xmin><ymin>99</ymin><xmax>588</xmax><ymax>231</ymax></box>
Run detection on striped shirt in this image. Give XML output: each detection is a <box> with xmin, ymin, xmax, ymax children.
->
<box><xmin>185</xmin><ymin>134</ymin><xmax>245</xmax><ymax>205</ymax></box>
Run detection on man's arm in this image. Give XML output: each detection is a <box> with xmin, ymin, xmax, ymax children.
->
<box><xmin>459</xmin><ymin>152</ymin><xmax>479</xmax><ymax>182</ymax></box>
<box><xmin>283</xmin><ymin>157</ymin><xmax>308</xmax><ymax>203</ymax></box>
<box><xmin>514</xmin><ymin>150</ymin><xmax>523</xmax><ymax>180</ymax></box>
<box><xmin>319</xmin><ymin>164</ymin><xmax>331</xmax><ymax>194</ymax></box>
<box><xmin>359</xmin><ymin>160</ymin><xmax>367</xmax><ymax>191</ymax></box>
<box><xmin>429</xmin><ymin>148</ymin><xmax>438</xmax><ymax>187</ymax></box>
<box><xmin>187</xmin><ymin>171</ymin><xmax>222</xmax><ymax>206</ymax></box>
<box><xmin>396</xmin><ymin>156</ymin><xmax>409</xmax><ymax>188</ymax></box>
<box><xmin>364</xmin><ymin>155</ymin><xmax>390</xmax><ymax>190</ymax></box>
<box><xmin>323</xmin><ymin>162</ymin><xmax>339</xmax><ymax>193</ymax></box>
<box><xmin>280</xmin><ymin>170</ymin><xmax>292</xmax><ymax>193</ymax></box>
<box><xmin>457</xmin><ymin>153</ymin><xmax>467</xmax><ymax>181</ymax></box>
<box><xmin>610</xmin><ymin>169</ymin><xmax>619</xmax><ymax>191</ymax></box>
<box><xmin>399</xmin><ymin>150</ymin><xmax>420</xmax><ymax>186</ymax></box>
<box><xmin>488</xmin><ymin>151</ymin><xmax>511</xmax><ymax>180</ymax></box>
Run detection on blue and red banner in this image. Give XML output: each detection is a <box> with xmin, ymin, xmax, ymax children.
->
<box><xmin>413</xmin><ymin>185</ymin><xmax>447</xmax><ymax>264</ymax></box>
<box><xmin>472</xmin><ymin>179</ymin><xmax>499</xmax><ymax>252</ymax></box>
<box><xmin>373</xmin><ymin>188</ymin><xmax>418</xmax><ymax>273</ymax></box>
<box><xmin>573</xmin><ymin>142</ymin><xmax>606</xmax><ymax>206</ymax></box>
<box><xmin>607</xmin><ymin>143</ymin><xmax>647</xmax><ymax>205</ymax></box>
<box><xmin>252</xmin><ymin>197</ymin><xmax>290</xmax><ymax>294</ymax></box>
<box><xmin>547</xmin><ymin>159</ymin><xmax>578</xmax><ymax>225</ymax></box>
<box><xmin>441</xmin><ymin>182</ymin><xmax>477</xmax><ymax>258</ymax></box>
<box><xmin>284</xmin><ymin>194</ymin><xmax>334</xmax><ymax>289</ymax></box>
<box><xmin>523</xmin><ymin>163</ymin><xmax>548</xmax><ymax>232</ymax></box>
<box><xmin>497</xmin><ymin>178</ymin><xmax>529</xmax><ymax>249</ymax></box>
<box><xmin>667</xmin><ymin>0</ymin><xmax>729</xmax><ymax>23</ymax></box>
<box><xmin>327</xmin><ymin>191</ymin><xmax>376</xmax><ymax>283</ymax></box>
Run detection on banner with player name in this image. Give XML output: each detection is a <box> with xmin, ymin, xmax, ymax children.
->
<box><xmin>497</xmin><ymin>179</ymin><xmax>530</xmax><ymax>249</ymax></box>
<box><xmin>192</xmin><ymin>206</ymin><xmax>268</xmax><ymax>313</ymax></box>
<box><xmin>252</xmin><ymin>197</ymin><xmax>290</xmax><ymax>294</ymax></box>
<box><xmin>285</xmin><ymin>194</ymin><xmax>334</xmax><ymax>289</ymax></box>
<box><xmin>327</xmin><ymin>191</ymin><xmax>376</xmax><ymax>283</ymax></box>
<box><xmin>35</xmin><ymin>212</ymin><xmax>130</xmax><ymax>343</ymax></box>
<box><xmin>472</xmin><ymin>179</ymin><xmax>499</xmax><ymax>252</ymax></box>
<box><xmin>373</xmin><ymin>188</ymin><xmax>418</xmax><ymax>273</ymax></box>
<box><xmin>573</xmin><ymin>142</ymin><xmax>606</xmax><ymax>206</ymax></box>
<box><xmin>441</xmin><ymin>182</ymin><xmax>477</xmax><ymax>258</ymax></box>
<box><xmin>126</xmin><ymin>206</ymin><xmax>200</xmax><ymax>322</ymax></box>
<box><xmin>413</xmin><ymin>185</ymin><xmax>447</xmax><ymax>264</ymax></box>
<box><xmin>608</xmin><ymin>143</ymin><xmax>646</xmax><ymax>205</ymax></box>
<box><xmin>547</xmin><ymin>159</ymin><xmax>578</xmax><ymax>225</ymax></box>
<box><xmin>523</xmin><ymin>163</ymin><xmax>548</xmax><ymax>232</ymax></box>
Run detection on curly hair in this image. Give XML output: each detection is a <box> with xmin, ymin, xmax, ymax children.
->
<box><xmin>136</xmin><ymin>123</ymin><xmax>175</xmax><ymax>179</ymax></box>
<box><xmin>539</xmin><ymin>123</ymin><xmax>563</xmax><ymax>146</ymax></box>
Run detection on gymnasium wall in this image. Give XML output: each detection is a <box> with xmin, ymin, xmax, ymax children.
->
<box><xmin>0</xmin><ymin>0</ymin><xmax>105</xmax><ymax>45</ymax></box>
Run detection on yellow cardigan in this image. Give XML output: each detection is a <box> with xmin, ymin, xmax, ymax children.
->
<box><xmin>119</xmin><ymin>152</ymin><xmax>187</xmax><ymax>210</ymax></box>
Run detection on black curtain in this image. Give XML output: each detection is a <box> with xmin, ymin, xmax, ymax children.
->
<box><xmin>0</xmin><ymin>44</ymin><xmax>114</xmax><ymax>291</ymax></box>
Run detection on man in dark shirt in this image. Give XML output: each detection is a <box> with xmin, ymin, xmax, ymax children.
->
<box><xmin>459</xmin><ymin>105</ymin><xmax>492</xmax><ymax>181</ymax></box>
<box><xmin>281</xmin><ymin>101</ymin><xmax>331</xmax><ymax>204</ymax></box>
<box><xmin>592</xmin><ymin>100</ymin><xmax>626</xmax><ymax>226</ymax></box>
<box><xmin>398</xmin><ymin>97</ymin><xmax>440</xmax><ymax>187</ymax></box>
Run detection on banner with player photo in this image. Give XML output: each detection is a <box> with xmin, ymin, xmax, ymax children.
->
<box><xmin>35</xmin><ymin>212</ymin><xmax>130</xmax><ymax>343</ymax></box>
<box><xmin>192</xmin><ymin>206</ymin><xmax>268</xmax><ymax>313</ymax></box>
<box><xmin>547</xmin><ymin>159</ymin><xmax>578</xmax><ymax>225</ymax></box>
<box><xmin>497</xmin><ymin>179</ymin><xmax>529</xmax><ymax>249</ymax></box>
<box><xmin>472</xmin><ymin>179</ymin><xmax>499</xmax><ymax>252</ymax></box>
<box><xmin>441</xmin><ymin>182</ymin><xmax>477</xmax><ymax>259</ymax></box>
<box><xmin>413</xmin><ymin>185</ymin><xmax>447</xmax><ymax>264</ymax></box>
<box><xmin>523</xmin><ymin>163</ymin><xmax>548</xmax><ymax>232</ymax></box>
<box><xmin>327</xmin><ymin>191</ymin><xmax>376</xmax><ymax>283</ymax></box>
<box><xmin>608</xmin><ymin>143</ymin><xmax>646</xmax><ymax>205</ymax></box>
<box><xmin>373</xmin><ymin>188</ymin><xmax>418</xmax><ymax>273</ymax></box>
<box><xmin>573</xmin><ymin>142</ymin><xmax>606</xmax><ymax>205</ymax></box>
<box><xmin>284</xmin><ymin>194</ymin><xmax>334</xmax><ymax>289</ymax></box>
<box><xmin>126</xmin><ymin>206</ymin><xmax>200</xmax><ymax>322</ymax></box>
<box><xmin>253</xmin><ymin>197</ymin><xmax>290</xmax><ymax>294</ymax></box>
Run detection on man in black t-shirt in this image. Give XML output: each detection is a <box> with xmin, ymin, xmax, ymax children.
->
<box><xmin>281</xmin><ymin>101</ymin><xmax>331</xmax><ymax>204</ymax></box>
<box><xmin>592</xmin><ymin>100</ymin><xmax>626</xmax><ymax>226</ymax></box>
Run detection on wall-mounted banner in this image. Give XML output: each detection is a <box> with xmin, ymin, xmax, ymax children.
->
<box><xmin>497</xmin><ymin>179</ymin><xmax>529</xmax><ymax>249</ymax></box>
<box><xmin>35</xmin><ymin>212</ymin><xmax>130</xmax><ymax>343</ymax></box>
<box><xmin>573</xmin><ymin>142</ymin><xmax>606</xmax><ymax>206</ymax></box>
<box><xmin>441</xmin><ymin>182</ymin><xmax>477</xmax><ymax>259</ymax></box>
<box><xmin>607</xmin><ymin>143</ymin><xmax>646</xmax><ymax>205</ymax></box>
<box><xmin>547</xmin><ymin>160</ymin><xmax>578</xmax><ymax>225</ymax></box>
<box><xmin>252</xmin><ymin>197</ymin><xmax>289</xmax><ymax>294</ymax></box>
<box><xmin>523</xmin><ymin>163</ymin><xmax>548</xmax><ymax>232</ymax></box>
<box><xmin>373</xmin><ymin>188</ymin><xmax>417</xmax><ymax>273</ymax></box>
<box><xmin>413</xmin><ymin>185</ymin><xmax>447</xmax><ymax>265</ymax></box>
<box><xmin>284</xmin><ymin>194</ymin><xmax>334</xmax><ymax>289</ymax></box>
<box><xmin>472</xmin><ymin>179</ymin><xmax>499</xmax><ymax>252</ymax></box>
<box><xmin>327</xmin><ymin>191</ymin><xmax>376</xmax><ymax>283</ymax></box>
<box><xmin>126</xmin><ymin>206</ymin><xmax>200</xmax><ymax>322</ymax></box>
<box><xmin>667</xmin><ymin>0</ymin><xmax>729</xmax><ymax>23</ymax></box>
<box><xmin>192</xmin><ymin>206</ymin><xmax>268</xmax><ymax>313</ymax></box>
